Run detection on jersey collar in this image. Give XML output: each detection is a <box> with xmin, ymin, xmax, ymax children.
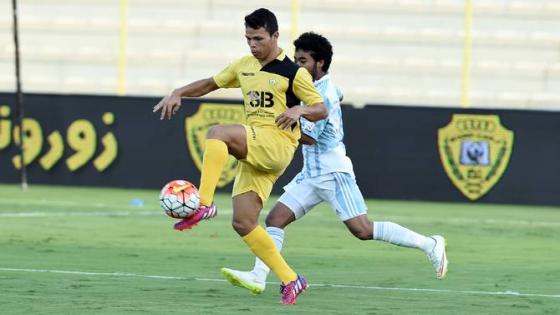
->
<box><xmin>275</xmin><ymin>48</ymin><xmax>286</xmax><ymax>61</ymax></box>
<box><xmin>255</xmin><ymin>48</ymin><xmax>286</xmax><ymax>69</ymax></box>
<box><xmin>314</xmin><ymin>72</ymin><xmax>331</xmax><ymax>86</ymax></box>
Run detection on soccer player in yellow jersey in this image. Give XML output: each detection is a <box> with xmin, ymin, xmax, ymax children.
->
<box><xmin>153</xmin><ymin>8</ymin><xmax>326</xmax><ymax>304</ymax></box>
<box><xmin>222</xmin><ymin>33</ymin><xmax>448</xmax><ymax>296</ymax></box>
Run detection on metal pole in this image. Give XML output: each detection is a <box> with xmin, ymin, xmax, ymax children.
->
<box><xmin>11</xmin><ymin>0</ymin><xmax>27</xmax><ymax>190</ymax></box>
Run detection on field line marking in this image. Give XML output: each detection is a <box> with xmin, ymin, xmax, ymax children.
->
<box><xmin>0</xmin><ymin>211</ymin><xmax>162</xmax><ymax>217</ymax></box>
<box><xmin>1</xmin><ymin>210</ymin><xmax>559</xmax><ymax>227</ymax></box>
<box><xmin>1</xmin><ymin>196</ymin><xmax>559</xmax><ymax>227</ymax></box>
<box><xmin>1</xmin><ymin>267</ymin><xmax>558</xmax><ymax>299</ymax></box>
<box><xmin>0</xmin><ymin>198</ymin><xmax>116</xmax><ymax>208</ymax></box>
<box><xmin>0</xmin><ymin>210</ymin><xmax>234</xmax><ymax>217</ymax></box>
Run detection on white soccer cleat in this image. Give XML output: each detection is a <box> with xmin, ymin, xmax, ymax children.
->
<box><xmin>426</xmin><ymin>235</ymin><xmax>448</xmax><ymax>280</ymax></box>
<box><xmin>221</xmin><ymin>268</ymin><xmax>266</xmax><ymax>295</ymax></box>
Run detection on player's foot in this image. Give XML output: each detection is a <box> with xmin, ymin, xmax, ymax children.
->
<box><xmin>280</xmin><ymin>275</ymin><xmax>308</xmax><ymax>305</ymax></box>
<box><xmin>174</xmin><ymin>203</ymin><xmax>217</xmax><ymax>231</ymax></box>
<box><xmin>426</xmin><ymin>235</ymin><xmax>448</xmax><ymax>279</ymax></box>
<box><xmin>221</xmin><ymin>268</ymin><xmax>266</xmax><ymax>295</ymax></box>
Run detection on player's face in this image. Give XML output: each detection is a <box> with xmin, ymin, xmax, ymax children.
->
<box><xmin>245</xmin><ymin>27</ymin><xmax>277</xmax><ymax>60</ymax></box>
<box><xmin>295</xmin><ymin>49</ymin><xmax>321</xmax><ymax>80</ymax></box>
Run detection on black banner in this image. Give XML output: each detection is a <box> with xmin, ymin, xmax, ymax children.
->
<box><xmin>343</xmin><ymin>104</ymin><xmax>560</xmax><ymax>206</ymax></box>
<box><xmin>0</xmin><ymin>93</ymin><xmax>559</xmax><ymax>206</ymax></box>
<box><xmin>0</xmin><ymin>93</ymin><xmax>239</xmax><ymax>190</ymax></box>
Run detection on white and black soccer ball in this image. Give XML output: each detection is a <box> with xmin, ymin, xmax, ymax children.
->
<box><xmin>159</xmin><ymin>180</ymin><xmax>200</xmax><ymax>219</ymax></box>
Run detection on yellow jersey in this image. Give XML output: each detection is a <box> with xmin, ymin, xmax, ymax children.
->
<box><xmin>213</xmin><ymin>49</ymin><xmax>323</xmax><ymax>144</ymax></box>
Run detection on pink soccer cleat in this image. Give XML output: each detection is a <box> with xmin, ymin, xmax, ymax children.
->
<box><xmin>280</xmin><ymin>275</ymin><xmax>308</xmax><ymax>305</ymax></box>
<box><xmin>174</xmin><ymin>203</ymin><xmax>217</xmax><ymax>231</ymax></box>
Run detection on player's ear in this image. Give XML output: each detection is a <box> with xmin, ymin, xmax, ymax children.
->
<box><xmin>271</xmin><ymin>31</ymin><xmax>279</xmax><ymax>40</ymax></box>
<box><xmin>317</xmin><ymin>59</ymin><xmax>325</xmax><ymax>70</ymax></box>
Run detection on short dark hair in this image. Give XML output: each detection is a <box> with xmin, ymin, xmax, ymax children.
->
<box><xmin>244</xmin><ymin>8</ymin><xmax>278</xmax><ymax>35</ymax></box>
<box><xmin>294</xmin><ymin>32</ymin><xmax>333</xmax><ymax>72</ymax></box>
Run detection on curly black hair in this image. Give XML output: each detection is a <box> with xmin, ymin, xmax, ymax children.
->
<box><xmin>293</xmin><ymin>32</ymin><xmax>333</xmax><ymax>72</ymax></box>
<box><xmin>244</xmin><ymin>8</ymin><xmax>278</xmax><ymax>35</ymax></box>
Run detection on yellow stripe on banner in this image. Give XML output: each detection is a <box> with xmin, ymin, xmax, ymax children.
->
<box><xmin>461</xmin><ymin>0</ymin><xmax>473</xmax><ymax>108</ymax></box>
<box><xmin>117</xmin><ymin>0</ymin><xmax>129</xmax><ymax>96</ymax></box>
<box><xmin>290</xmin><ymin>0</ymin><xmax>300</xmax><ymax>58</ymax></box>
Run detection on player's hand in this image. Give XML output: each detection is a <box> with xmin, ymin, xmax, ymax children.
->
<box><xmin>153</xmin><ymin>90</ymin><xmax>182</xmax><ymax>120</ymax></box>
<box><xmin>276</xmin><ymin>107</ymin><xmax>303</xmax><ymax>130</ymax></box>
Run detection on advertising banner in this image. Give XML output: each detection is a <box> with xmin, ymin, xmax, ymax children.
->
<box><xmin>1</xmin><ymin>93</ymin><xmax>559</xmax><ymax>206</ymax></box>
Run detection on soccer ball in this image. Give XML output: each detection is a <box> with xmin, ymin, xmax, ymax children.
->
<box><xmin>159</xmin><ymin>180</ymin><xmax>200</xmax><ymax>219</ymax></box>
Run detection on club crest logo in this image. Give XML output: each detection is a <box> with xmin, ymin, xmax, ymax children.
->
<box><xmin>438</xmin><ymin>114</ymin><xmax>514</xmax><ymax>200</ymax></box>
<box><xmin>185</xmin><ymin>103</ymin><xmax>245</xmax><ymax>187</ymax></box>
<box><xmin>248</xmin><ymin>91</ymin><xmax>259</xmax><ymax>103</ymax></box>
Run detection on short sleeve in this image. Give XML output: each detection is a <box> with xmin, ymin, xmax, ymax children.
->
<box><xmin>213</xmin><ymin>59</ymin><xmax>241</xmax><ymax>88</ymax></box>
<box><xmin>300</xmin><ymin>116</ymin><xmax>326</xmax><ymax>140</ymax></box>
<box><xmin>336</xmin><ymin>86</ymin><xmax>344</xmax><ymax>102</ymax></box>
<box><xmin>292</xmin><ymin>68</ymin><xmax>324</xmax><ymax>106</ymax></box>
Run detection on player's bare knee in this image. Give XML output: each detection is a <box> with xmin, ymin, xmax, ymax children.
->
<box><xmin>231</xmin><ymin>219</ymin><xmax>246</xmax><ymax>234</ymax></box>
<box><xmin>265</xmin><ymin>212</ymin><xmax>286</xmax><ymax>229</ymax></box>
<box><xmin>356</xmin><ymin>231</ymin><xmax>373</xmax><ymax>240</ymax></box>
<box><xmin>350</xmin><ymin>227</ymin><xmax>373</xmax><ymax>240</ymax></box>
<box><xmin>265</xmin><ymin>206</ymin><xmax>294</xmax><ymax>229</ymax></box>
<box><xmin>345</xmin><ymin>216</ymin><xmax>373</xmax><ymax>240</ymax></box>
<box><xmin>231</xmin><ymin>218</ymin><xmax>256</xmax><ymax>236</ymax></box>
<box><xmin>206</xmin><ymin>125</ymin><xmax>226</xmax><ymax>140</ymax></box>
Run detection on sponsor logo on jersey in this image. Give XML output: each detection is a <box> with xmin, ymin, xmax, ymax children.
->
<box><xmin>247</xmin><ymin>90</ymin><xmax>274</xmax><ymax>107</ymax></box>
<box><xmin>438</xmin><ymin>114</ymin><xmax>514</xmax><ymax>200</ymax></box>
<box><xmin>185</xmin><ymin>103</ymin><xmax>245</xmax><ymax>187</ymax></box>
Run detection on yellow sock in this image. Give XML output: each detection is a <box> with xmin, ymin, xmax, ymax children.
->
<box><xmin>199</xmin><ymin>139</ymin><xmax>229</xmax><ymax>206</ymax></box>
<box><xmin>242</xmin><ymin>225</ymin><xmax>297</xmax><ymax>284</ymax></box>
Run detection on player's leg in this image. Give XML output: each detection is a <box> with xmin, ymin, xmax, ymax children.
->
<box><xmin>249</xmin><ymin>201</ymin><xmax>297</xmax><ymax>278</ymax></box>
<box><xmin>199</xmin><ymin>124</ymin><xmax>247</xmax><ymax>206</ymax></box>
<box><xmin>221</xmin><ymin>200</ymin><xmax>295</xmax><ymax>295</ymax></box>
<box><xmin>344</xmin><ymin>215</ymin><xmax>448</xmax><ymax>279</ymax></box>
<box><xmin>228</xmin><ymin>127</ymin><xmax>307</xmax><ymax>304</ymax></box>
<box><xmin>222</xmin><ymin>177</ymin><xmax>321</xmax><ymax>295</ymax></box>
<box><xmin>232</xmin><ymin>192</ymin><xmax>300</xmax><ymax>285</ymax></box>
<box><xmin>251</xmin><ymin>181</ymin><xmax>321</xmax><ymax>280</ymax></box>
<box><xmin>174</xmin><ymin>124</ymin><xmax>246</xmax><ymax>231</ymax></box>
<box><xmin>328</xmin><ymin>173</ymin><xmax>448</xmax><ymax>279</ymax></box>
<box><xmin>344</xmin><ymin>214</ymin><xmax>435</xmax><ymax>249</ymax></box>
<box><xmin>265</xmin><ymin>201</ymin><xmax>297</xmax><ymax>229</ymax></box>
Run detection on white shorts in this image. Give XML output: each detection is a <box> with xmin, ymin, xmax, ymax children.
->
<box><xmin>278</xmin><ymin>172</ymin><xmax>368</xmax><ymax>222</ymax></box>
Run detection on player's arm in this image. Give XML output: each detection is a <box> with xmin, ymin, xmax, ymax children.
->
<box><xmin>153</xmin><ymin>58</ymin><xmax>240</xmax><ymax>120</ymax></box>
<box><xmin>153</xmin><ymin>78</ymin><xmax>219</xmax><ymax>120</ymax></box>
<box><xmin>299</xmin><ymin>133</ymin><xmax>316</xmax><ymax>145</ymax></box>
<box><xmin>299</xmin><ymin>117</ymin><xmax>323</xmax><ymax>145</ymax></box>
<box><xmin>300</xmin><ymin>101</ymin><xmax>327</xmax><ymax>122</ymax></box>
<box><xmin>276</xmin><ymin>68</ymin><xmax>327</xmax><ymax>129</ymax></box>
<box><xmin>276</xmin><ymin>101</ymin><xmax>326</xmax><ymax>130</ymax></box>
<box><xmin>175</xmin><ymin>78</ymin><xmax>219</xmax><ymax>97</ymax></box>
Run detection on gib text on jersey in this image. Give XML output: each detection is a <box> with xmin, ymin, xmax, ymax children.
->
<box><xmin>213</xmin><ymin>50</ymin><xmax>323</xmax><ymax>143</ymax></box>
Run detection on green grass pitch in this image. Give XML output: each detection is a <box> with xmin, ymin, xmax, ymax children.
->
<box><xmin>0</xmin><ymin>184</ymin><xmax>559</xmax><ymax>314</ymax></box>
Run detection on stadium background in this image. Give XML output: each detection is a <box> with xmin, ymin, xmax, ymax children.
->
<box><xmin>1</xmin><ymin>0</ymin><xmax>559</xmax><ymax>204</ymax></box>
<box><xmin>1</xmin><ymin>1</ymin><xmax>560</xmax><ymax>314</ymax></box>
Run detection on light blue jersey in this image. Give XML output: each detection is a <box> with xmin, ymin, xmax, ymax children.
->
<box><xmin>280</xmin><ymin>73</ymin><xmax>367</xmax><ymax>221</ymax></box>
<box><xmin>299</xmin><ymin>73</ymin><xmax>354</xmax><ymax>178</ymax></box>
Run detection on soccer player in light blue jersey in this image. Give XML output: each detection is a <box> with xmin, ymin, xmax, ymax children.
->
<box><xmin>221</xmin><ymin>32</ymin><xmax>448</xmax><ymax>295</ymax></box>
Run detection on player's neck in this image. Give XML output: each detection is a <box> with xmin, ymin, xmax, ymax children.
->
<box><xmin>314</xmin><ymin>71</ymin><xmax>326</xmax><ymax>81</ymax></box>
<box><xmin>258</xmin><ymin>46</ymin><xmax>282</xmax><ymax>66</ymax></box>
